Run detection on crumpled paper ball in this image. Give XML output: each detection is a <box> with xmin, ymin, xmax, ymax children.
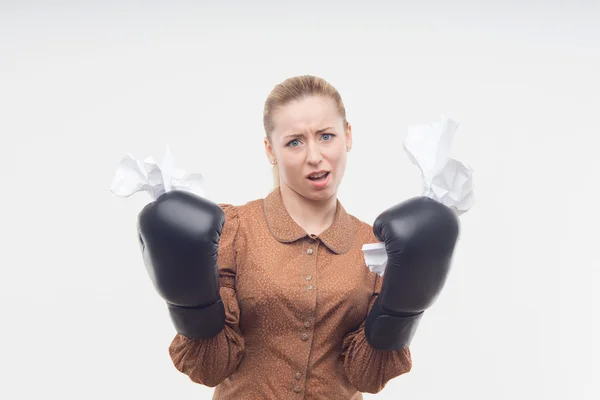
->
<box><xmin>362</xmin><ymin>115</ymin><xmax>475</xmax><ymax>277</ymax></box>
<box><xmin>110</xmin><ymin>145</ymin><xmax>205</xmax><ymax>201</ymax></box>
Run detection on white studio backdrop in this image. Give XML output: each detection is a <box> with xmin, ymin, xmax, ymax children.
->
<box><xmin>1</xmin><ymin>1</ymin><xmax>599</xmax><ymax>399</ymax></box>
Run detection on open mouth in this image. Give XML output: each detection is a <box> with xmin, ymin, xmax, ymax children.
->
<box><xmin>307</xmin><ymin>171</ymin><xmax>330</xmax><ymax>181</ymax></box>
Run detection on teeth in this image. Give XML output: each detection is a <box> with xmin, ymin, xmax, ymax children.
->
<box><xmin>310</xmin><ymin>172</ymin><xmax>327</xmax><ymax>178</ymax></box>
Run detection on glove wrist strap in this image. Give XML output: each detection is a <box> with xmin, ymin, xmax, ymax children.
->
<box><xmin>365</xmin><ymin>297</ymin><xmax>424</xmax><ymax>351</ymax></box>
<box><xmin>167</xmin><ymin>299</ymin><xmax>226</xmax><ymax>339</ymax></box>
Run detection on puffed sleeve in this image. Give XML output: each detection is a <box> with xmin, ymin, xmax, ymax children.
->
<box><xmin>168</xmin><ymin>204</ymin><xmax>245</xmax><ymax>387</ymax></box>
<box><xmin>340</xmin><ymin>273</ymin><xmax>413</xmax><ymax>394</ymax></box>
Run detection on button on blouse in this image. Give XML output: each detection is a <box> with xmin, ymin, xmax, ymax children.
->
<box><xmin>168</xmin><ymin>187</ymin><xmax>412</xmax><ymax>399</ymax></box>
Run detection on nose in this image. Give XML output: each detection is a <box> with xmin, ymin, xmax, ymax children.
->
<box><xmin>306</xmin><ymin>141</ymin><xmax>322</xmax><ymax>165</ymax></box>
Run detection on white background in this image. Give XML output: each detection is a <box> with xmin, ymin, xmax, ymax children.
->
<box><xmin>1</xmin><ymin>1</ymin><xmax>599</xmax><ymax>399</ymax></box>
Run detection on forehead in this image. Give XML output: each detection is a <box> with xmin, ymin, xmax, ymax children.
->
<box><xmin>272</xmin><ymin>95</ymin><xmax>342</xmax><ymax>136</ymax></box>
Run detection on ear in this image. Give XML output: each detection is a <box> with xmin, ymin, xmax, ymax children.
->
<box><xmin>264</xmin><ymin>136</ymin><xmax>276</xmax><ymax>162</ymax></box>
<box><xmin>345</xmin><ymin>122</ymin><xmax>353</xmax><ymax>150</ymax></box>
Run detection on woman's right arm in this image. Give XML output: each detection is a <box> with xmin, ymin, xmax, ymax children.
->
<box><xmin>168</xmin><ymin>204</ymin><xmax>246</xmax><ymax>387</ymax></box>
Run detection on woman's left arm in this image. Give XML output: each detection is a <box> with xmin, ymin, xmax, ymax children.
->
<box><xmin>340</xmin><ymin>274</ymin><xmax>413</xmax><ymax>394</ymax></box>
<box><xmin>342</xmin><ymin>196</ymin><xmax>460</xmax><ymax>393</ymax></box>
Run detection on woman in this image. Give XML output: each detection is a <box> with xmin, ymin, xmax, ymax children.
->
<box><xmin>137</xmin><ymin>75</ymin><xmax>458</xmax><ymax>399</ymax></box>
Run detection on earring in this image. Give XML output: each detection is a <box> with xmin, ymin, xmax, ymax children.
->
<box><xmin>270</xmin><ymin>159</ymin><xmax>276</xmax><ymax>165</ymax></box>
<box><xmin>347</xmin><ymin>146</ymin><xmax>351</xmax><ymax>152</ymax></box>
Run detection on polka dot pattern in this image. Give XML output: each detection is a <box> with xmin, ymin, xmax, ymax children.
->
<box><xmin>168</xmin><ymin>187</ymin><xmax>412</xmax><ymax>398</ymax></box>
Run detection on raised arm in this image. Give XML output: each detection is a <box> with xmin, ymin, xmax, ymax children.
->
<box><xmin>342</xmin><ymin>196</ymin><xmax>459</xmax><ymax>393</ymax></box>
<box><xmin>137</xmin><ymin>192</ymin><xmax>245</xmax><ymax>386</ymax></box>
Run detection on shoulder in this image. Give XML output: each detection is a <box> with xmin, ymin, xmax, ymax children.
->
<box><xmin>216</xmin><ymin>203</ymin><xmax>239</xmax><ymax>227</ymax></box>
<box><xmin>217</xmin><ymin>197</ymin><xmax>264</xmax><ymax>226</ymax></box>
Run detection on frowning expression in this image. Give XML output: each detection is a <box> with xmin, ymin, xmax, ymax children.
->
<box><xmin>265</xmin><ymin>95</ymin><xmax>352</xmax><ymax>201</ymax></box>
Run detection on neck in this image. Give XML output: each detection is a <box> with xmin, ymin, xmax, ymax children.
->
<box><xmin>279</xmin><ymin>183</ymin><xmax>337</xmax><ymax>236</ymax></box>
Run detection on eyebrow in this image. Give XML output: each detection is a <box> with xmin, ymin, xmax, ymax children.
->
<box><xmin>282</xmin><ymin>127</ymin><xmax>334</xmax><ymax>140</ymax></box>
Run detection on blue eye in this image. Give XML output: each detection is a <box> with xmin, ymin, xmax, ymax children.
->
<box><xmin>287</xmin><ymin>134</ymin><xmax>334</xmax><ymax>147</ymax></box>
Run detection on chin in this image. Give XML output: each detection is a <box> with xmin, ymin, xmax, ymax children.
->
<box><xmin>283</xmin><ymin>178</ymin><xmax>338</xmax><ymax>201</ymax></box>
<box><xmin>302</xmin><ymin>186</ymin><xmax>337</xmax><ymax>202</ymax></box>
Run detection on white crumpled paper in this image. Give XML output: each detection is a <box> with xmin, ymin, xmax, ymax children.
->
<box><xmin>404</xmin><ymin>115</ymin><xmax>474</xmax><ymax>214</ymax></box>
<box><xmin>109</xmin><ymin>146</ymin><xmax>206</xmax><ymax>201</ymax></box>
<box><xmin>362</xmin><ymin>115</ymin><xmax>475</xmax><ymax>277</ymax></box>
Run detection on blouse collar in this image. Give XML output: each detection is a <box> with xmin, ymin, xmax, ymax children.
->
<box><xmin>262</xmin><ymin>186</ymin><xmax>354</xmax><ymax>254</ymax></box>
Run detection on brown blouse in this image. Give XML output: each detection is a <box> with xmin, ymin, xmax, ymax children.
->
<box><xmin>168</xmin><ymin>187</ymin><xmax>412</xmax><ymax>399</ymax></box>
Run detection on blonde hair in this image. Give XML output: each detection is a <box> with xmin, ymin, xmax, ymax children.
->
<box><xmin>263</xmin><ymin>75</ymin><xmax>348</xmax><ymax>188</ymax></box>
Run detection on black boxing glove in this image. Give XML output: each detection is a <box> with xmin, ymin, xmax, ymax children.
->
<box><xmin>365</xmin><ymin>196</ymin><xmax>460</xmax><ymax>350</ymax></box>
<box><xmin>137</xmin><ymin>190</ymin><xmax>226</xmax><ymax>339</ymax></box>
